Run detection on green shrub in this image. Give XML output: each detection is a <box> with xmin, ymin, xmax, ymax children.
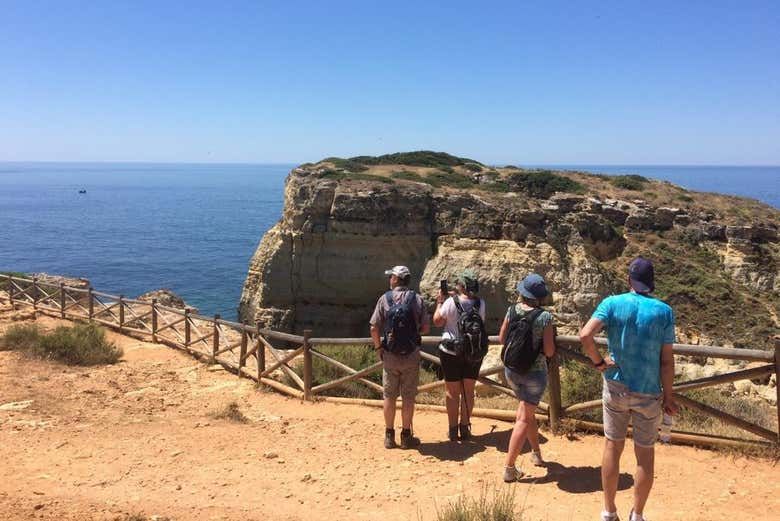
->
<box><xmin>609</xmin><ymin>174</ymin><xmax>649</xmax><ymax>191</ymax></box>
<box><xmin>428</xmin><ymin>170</ymin><xmax>475</xmax><ymax>188</ymax></box>
<box><xmin>560</xmin><ymin>359</ymin><xmax>603</xmax><ymax>422</ymax></box>
<box><xmin>319</xmin><ymin>170</ymin><xmax>394</xmax><ymax>184</ymax></box>
<box><xmin>464</xmin><ymin>163</ymin><xmax>484</xmax><ymax>172</ymax></box>
<box><xmin>676</xmin><ymin>193</ymin><xmax>694</xmax><ymax>203</ymax></box>
<box><xmin>0</xmin><ymin>271</ymin><xmax>27</xmax><ymax>292</ymax></box>
<box><xmin>391</xmin><ymin>170</ymin><xmax>426</xmax><ymax>182</ymax></box>
<box><xmin>507</xmin><ymin>170</ymin><xmax>584</xmax><ymax>198</ymax></box>
<box><xmin>391</xmin><ymin>169</ymin><xmax>475</xmax><ymax>189</ymax></box>
<box><xmin>37</xmin><ymin>323</ymin><xmax>122</xmax><ymax>365</ymax></box>
<box><xmin>479</xmin><ymin>181</ymin><xmax>511</xmax><ymax>193</ymax></box>
<box><xmin>349</xmin><ymin>151</ymin><xmax>481</xmax><ymax>168</ymax></box>
<box><xmin>321</xmin><ymin>157</ymin><xmax>368</xmax><ymax>172</ymax></box>
<box><xmin>309</xmin><ymin>344</ymin><xmax>382</xmax><ymax>398</ymax></box>
<box><xmin>434</xmin><ymin>485</ymin><xmax>522</xmax><ymax>521</ymax></box>
<box><xmin>0</xmin><ymin>323</ymin><xmax>42</xmax><ymax>351</ymax></box>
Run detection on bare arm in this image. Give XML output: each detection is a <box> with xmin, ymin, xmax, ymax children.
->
<box><xmin>370</xmin><ymin>325</ymin><xmax>382</xmax><ymax>351</ymax></box>
<box><xmin>542</xmin><ymin>323</ymin><xmax>556</xmax><ymax>358</ymax></box>
<box><xmin>578</xmin><ymin>317</ymin><xmax>613</xmax><ymax>371</ymax></box>
<box><xmin>432</xmin><ymin>293</ymin><xmax>447</xmax><ymax>327</ymax></box>
<box><xmin>498</xmin><ymin>317</ymin><xmax>510</xmax><ymax>345</ymax></box>
<box><xmin>419</xmin><ymin>319</ymin><xmax>430</xmax><ymax>336</ymax></box>
<box><xmin>660</xmin><ymin>343</ymin><xmax>678</xmax><ymax>415</ymax></box>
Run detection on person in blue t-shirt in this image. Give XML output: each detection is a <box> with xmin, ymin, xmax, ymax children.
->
<box><xmin>579</xmin><ymin>257</ymin><xmax>678</xmax><ymax>521</ymax></box>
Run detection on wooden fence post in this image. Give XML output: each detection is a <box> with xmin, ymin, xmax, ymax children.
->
<box><xmin>6</xmin><ymin>275</ymin><xmax>14</xmax><ymax>309</ymax></box>
<box><xmin>303</xmin><ymin>329</ymin><xmax>313</xmax><ymax>401</ymax></box>
<box><xmin>32</xmin><ymin>277</ymin><xmax>39</xmax><ymax>311</ymax></box>
<box><xmin>255</xmin><ymin>320</ymin><xmax>266</xmax><ymax>377</ymax></box>
<box><xmin>151</xmin><ymin>299</ymin><xmax>158</xmax><ymax>342</ymax></box>
<box><xmin>212</xmin><ymin>314</ymin><xmax>221</xmax><ymax>362</ymax></box>
<box><xmin>184</xmin><ymin>308</ymin><xmax>191</xmax><ymax>348</ymax></box>
<box><xmin>59</xmin><ymin>282</ymin><xmax>66</xmax><ymax>318</ymax></box>
<box><xmin>118</xmin><ymin>295</ymin><xmax>125</xmax><ymax>333</ymax></box>
<box><xmin>87</xmin><ymin>287</ymin><xmax>94</xmax><ymax>320</ymax></box>
<box><xmin>238</xmin><ymin>329</ymin><xmax>248</xmax><ymax>377</ymax></box>
<box><xmin>775</xmin><ymin>337</ymin><xmax>780</xmax><ymax>443</ymax></box>
<box><xmin>547</xmin><ymin>350</ymin><xmax>562</xmax><ymax>434</ymax></box>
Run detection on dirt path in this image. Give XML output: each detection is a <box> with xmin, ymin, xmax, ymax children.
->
<box><xmin>0</xmin><ymin>313</ymin><xmax>777</xmax><ymax>521</ymax></box>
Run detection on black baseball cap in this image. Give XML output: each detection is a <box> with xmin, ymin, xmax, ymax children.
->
<box><xmin>629</xmin><ymin>257</ymin><xmax>655</xmax><ymax>293</ymax></box>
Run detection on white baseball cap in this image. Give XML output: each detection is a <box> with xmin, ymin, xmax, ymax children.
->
<box><xmin>384</xmin><ymin>265</ymin><xmax>411</xmax><ymax>278</ymax></box>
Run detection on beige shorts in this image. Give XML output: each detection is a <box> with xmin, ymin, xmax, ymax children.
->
<box><xmin>602</xmin><ymin>378</ymin><xmax>662</xmax><ymax>447</ymax></box>
<box><xmin>382</xmin><ymin>349</ymin><xmax>420</xmax><ymax>400</ymax></box>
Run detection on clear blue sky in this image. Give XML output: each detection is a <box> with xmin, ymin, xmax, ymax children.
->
<box><xmin>1</xmin><ymin>1</ymin><xmax>778</xmax><ymax>165</ymax></box>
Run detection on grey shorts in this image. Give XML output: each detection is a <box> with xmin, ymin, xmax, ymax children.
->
<box><xmin>505</xmin><ymin>368</ymin><xmax>547</xmax><ymax>406</ymax></box>
<box><xmin>382</xmin><ymin>349</ymin><xmax>420</xmax><ymax>400</ymax></box>
<box><xmin>602</xmin><ymin>378</ymin><xmax>662</xmax><ymax>447</ymax></box>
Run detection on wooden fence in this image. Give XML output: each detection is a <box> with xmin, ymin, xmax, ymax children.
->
<box><xmin>4</xmin><ymin>274</ymin><xmax>779</xmax><ymax>449</ymax></box>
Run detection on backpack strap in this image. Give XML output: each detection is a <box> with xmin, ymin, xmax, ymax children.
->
<box><xmin>384</xmin><ymin>290</ymin><xmax>394</xmax><ymax>309</ymax></box>
<box><xmin>507</xmin><ymin>304</ymin><xmax>518</xmax><ymax>322</ymax></box>
<box><xmin>526</xmin><ymin>307</ymin><xmax>545</xmax><ymax>324</ymax></box>
<box><xmin>452</xmin><ymin>296</ymin><xmax>465</xmax><ymax>315</ymax></box>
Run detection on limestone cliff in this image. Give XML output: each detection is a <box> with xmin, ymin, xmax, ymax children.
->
<box><xmin>239</xmin><ymin>152</ymin><xmax>779</xmax><ymax>349</ymax></box>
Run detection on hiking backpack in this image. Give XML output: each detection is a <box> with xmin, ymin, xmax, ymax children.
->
<box><xmin>382</xmin><ymin>290</ymin><xmax>421</xmax><ymax>355</ymax></box>
<box><xmin>500</xmin><ymin>307</ymin><xmax>545</xmax><ymax>373</ymax></box>
<box><xmin>453</xmin><ymin>298</ymin><xmax>489</xmax><ymax>362</ymax></box>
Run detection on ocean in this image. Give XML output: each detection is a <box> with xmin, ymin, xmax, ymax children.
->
<box><xmin>1</xmin><ymin>163</ymin><xmax>777</xmax><ymax>319</ymax></box>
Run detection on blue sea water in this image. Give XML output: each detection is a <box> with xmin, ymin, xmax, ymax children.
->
<box><xmin>0</xmin><ymin>162</ymin><xmax>777</xmax><ymax>319</ymax></box>
<box><xmin>0</xmin><ymin>163</ymin><xmax>291</xmax><ymax>319</ymax></box>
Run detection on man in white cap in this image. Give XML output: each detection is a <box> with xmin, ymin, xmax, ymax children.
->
<box><xmin>370</xmin><ymin>265</ymin><xmax>430</xmax><ymax>449</ymax></box>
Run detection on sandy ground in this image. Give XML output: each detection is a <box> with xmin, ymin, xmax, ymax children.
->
<box><xmin>0</xmin><ymin>309</ymin><xmax>778</xmax><ymax>521</ymax></box>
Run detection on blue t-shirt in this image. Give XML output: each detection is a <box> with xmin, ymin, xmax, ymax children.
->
<box><xmin>592</xmin><ymin>292</ymin><xmax>675</xmax><ymax>395</ymax></box>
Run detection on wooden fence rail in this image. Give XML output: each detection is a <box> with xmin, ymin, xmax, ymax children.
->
<box><xmin>4</xmin><ymin>273</ymin><xmax>779</xmax><ymax>449</ymax></box>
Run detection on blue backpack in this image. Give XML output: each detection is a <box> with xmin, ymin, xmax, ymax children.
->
<box><xmin>382</xmin><ymin>290</ymin><xmax>421</xmax><ymax>355</ymax></box>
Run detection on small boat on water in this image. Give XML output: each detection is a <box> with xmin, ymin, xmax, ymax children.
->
<box><xmin>78</xmin><ymin>190</ymin><xmax>87</xmax><ymax>194</ymax></box>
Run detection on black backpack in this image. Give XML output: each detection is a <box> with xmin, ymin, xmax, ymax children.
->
<box><xmin>501</xmin><ymin>306</ymin><xmax>545</xmax><ymax>373</ymax></box>
<box><xmin>453</xmin><ymin>298</ymin><xmax>489</xmax><ymax>362</ymax></box>
<box><xmin>382</xmin><ymin>290</ymin><xmax>421</xmax><ymax>355</ymax></box>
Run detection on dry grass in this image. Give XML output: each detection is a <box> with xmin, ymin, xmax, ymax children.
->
<box><xmin>431</xmin><ymin>485</ymin><xmax>523</xmax><ymax>521</ymax></box>
<box><xmin>209</xmin><ymin>401</ymin><xmax>249</xmax><ymax>423</ymax></box>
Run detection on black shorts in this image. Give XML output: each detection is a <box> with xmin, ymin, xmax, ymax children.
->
<box><xmin>439</xmin><ymin>349</ymin><xmax>482</xmax><ymax>382</ymax></box>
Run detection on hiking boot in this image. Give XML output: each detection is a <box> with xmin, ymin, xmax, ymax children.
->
<box><xmin>384</xmin><ymin>428</ymin><xmax>396</xmax><ymax>449</ymax></box>
<box><xmin>530</xmin><ymin>450</ymin><xmax>545</xmax><ymax>466</ymax></box>
<box><xmin>458</xmin><ymin>423</ymin><xmax>471</xmax><ymax>441</ymax></box>
<box><xmin>448</xmin><ymin>425</ymin><xmax>459</xmax><ymax>442</ymax></box>
<box><xmin>502</xmin><ymin>466</ymin><xmax>524</xmax><ymax>483</ymax></box>
<box><xmin>600</xmin><ymin>511</ymin><xmax>621</xmax><ymax>521</ymax></box>
<box><xmin>400</xmin><ymin>429</ymin><xmax>420</xmax><ymax>449</ymax></box>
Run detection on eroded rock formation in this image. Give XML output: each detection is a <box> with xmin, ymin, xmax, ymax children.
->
<box><xmin>239</xmin><ymin>157</ymin><xmax>779</xmax><ymax>349</ymax></box>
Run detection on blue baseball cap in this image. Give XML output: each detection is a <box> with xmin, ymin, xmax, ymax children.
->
<box><xmin>629</xmin><ymin>257</ymin><xmax>655</xmax><ymax>293</ymax></box>
<box><xmin>517</xmin><ymin>273</ymin><xmax>549</xmax><ymax>299</ymax></box>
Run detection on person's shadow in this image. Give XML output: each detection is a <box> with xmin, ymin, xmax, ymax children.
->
<box><xmin>519</xmin><ymin>461</ymin><xmax>634</xmax><ymax>493</ymax></box>
<box><xmin>416</xmin><ymin>425</ymin><xmax>548</xmax><ymax>462</ymax></box>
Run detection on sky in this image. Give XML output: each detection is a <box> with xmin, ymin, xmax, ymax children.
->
<box><xmin>1</xmin><ymin>1</ymin><xmax>779</xmax><ymax>165</ymax></box>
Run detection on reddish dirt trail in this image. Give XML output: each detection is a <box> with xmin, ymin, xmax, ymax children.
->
<box><xmin>0</xmin><ymin>314</ymin><xmax>777</xmax><ymax>521</ymax></box>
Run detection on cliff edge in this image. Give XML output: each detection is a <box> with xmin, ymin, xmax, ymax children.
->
<box><xmin>239</xmin><ymin>152</ymin><xmax>779</xmax><ymax>349</ymax></box>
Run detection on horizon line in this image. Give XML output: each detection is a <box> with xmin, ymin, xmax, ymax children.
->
<box><xmin>1</xmin><ymin>160</ymin><xmax>779</xmax><ymax>168</ymax></box>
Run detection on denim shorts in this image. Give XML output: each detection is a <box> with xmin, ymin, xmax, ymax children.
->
<box><xmin>505</xmin><ymin>368</ymin><xmax>547</xmax><ymax>405</ymax></box>
<box><xmin>602</xmin><ymin>378</ymin><xmax>662</xmax><ymax>447</ymax></box>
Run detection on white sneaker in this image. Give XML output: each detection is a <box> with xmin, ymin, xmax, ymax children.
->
<box><xmin>530</xmin><ymin>450</ymin><xmax>545</xmax><ymax>466</ymax></box>
<box><xmin>629</xmin><ymin>509</ymin><xmax>646</xmax><ymax>521</ymax></box>
<box><xmin>502</xmin><ymin>466</ymin><xmax>524</xmax><ymax>483</ymax></box>
<box><xmin>601</xmin><ymin>511</ymin><xmax>620</xmax><ymax>521</ymax></box>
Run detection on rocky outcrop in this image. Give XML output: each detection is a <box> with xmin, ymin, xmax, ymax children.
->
<box><xmin>138</xmin><ymin>289</ymin><xmax>193</xmax><ymax>311</ymax></box>
<box><xmin>239</xmin><ymin>160</ymin><xmax>780</xmax><ymax>343</ymax></box>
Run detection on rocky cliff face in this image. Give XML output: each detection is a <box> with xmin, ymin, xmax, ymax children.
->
<box><xmin>239</xmin><ymin>154</ymin><xmax>779</xmax><ymax>349</ymax></box>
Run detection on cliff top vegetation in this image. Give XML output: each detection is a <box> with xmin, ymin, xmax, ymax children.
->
<box><xmin>302</xmin><ymin>151</ymin><xmax>777</xmax><ymax>224</ymax></box>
